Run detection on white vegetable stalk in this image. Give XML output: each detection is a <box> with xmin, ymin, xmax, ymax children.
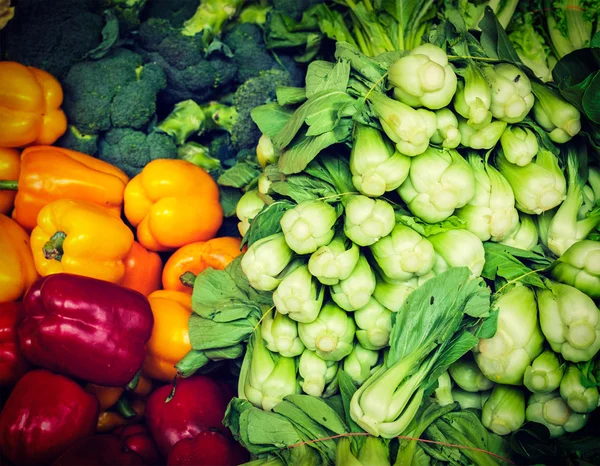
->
<box><xmin>236</xmin><ymin>189</ymin><xmax>265</xmax><ymax>237</ymax></box>
<box><xmin>354</xmin><ymin>298</ymin><xmax>393</xmax><ymax>350</ymax></box>
<box><xmin>526</xmin><ymin>392</ymin><xmax>588</xmax><ymax>438</ymax></box>
<box><xmin>552</xmin><ymin>240</ymin><xmax>600</xmax><ymax>300</ymax></box>
<box><xmin>388</xmin><ymin>43</ymin><xmax>458</xmax><ymax>110</ymax></box>
<box><xmin>298</xmin><ymin>302</ymin><xmax>356</xmax><ymax>361</ymax></box>
<box><xmin>536</xmin><ymin>280</ymin><xmax>600</xmax><ymax>363</ymax></box>
<box><xmin>398</xmin><ymin>147</ymin><xmax>476</xmax><ymax>223</ymax></box>
<box><xmin>453</xmin><ymin>62</ymin><xmax>492</xmax><ymax>129</ymax></box>
<box><xmin>344</xmin><ymin>195</ymin><xmax>395</xmax><ymax>247</ymax></box>
<box><xmin>256</xmin><ymin>134</ymin><xmax>281</xmax><ymax>168</ymax></box>
<box><xmin>350</xmin><ymin>124</ymin><xmax>411</xmax><ymax>197</ymax></box>
<box><xmin>458</xmin><ymin>117</ymin><xmax>507</xmax><ymax>150</ymax></box>
<box><xmin>532</xmin><ymin>81</ymin><xmax>582</xmax><ymax>143</ymax></box>
<box><xmin>280</xmin><ymin>200</ymin><xmax>337</xmax><ymax>255</ymax></box>
<box><xmin>580</xmin><ymin>167</ymin><xmax>600</xmax><ymax>218</ymax></box>
<box><xmin>298</xmin><ymin>349</ymin><xmax>339</xmax><ymax>397</ymax></box>
<box><xmin>343</xmin><ymin>342</ymin><xmax>380</xmax><ymax>385</ymax></box>
<box><xmin>273</xmin><ymin>264</ymin><xmax>325</xmax><ymax>324</ymax></box>
<box><xmin>500</xmin><ymin>126</ymin><xmax>539</xmax><ymax>167</ymax></box>
<box><xmin>496</xmin><ymin>149</ymin><xmax>567</xmax><ymax>215</ymax></box>
<box><xmin>429</xmin><ymin>229</ymin><xmax>485</xmax><ymax>278</ymax></box>
<box><xmin>330</xmin><ymin>255</ymin><xmax>377</xmax><ymax>312</ymax></box>
<box><xmin>474</xmin><ymin>285</ymin><xmax>545</xmax><ymax>384</ymax></box>
<box><xmin>241</xmin><ymin>233</ymin><xmax>294</xmax><ymax>291</ymax></box>
<box><xmin>372</xmin><ymin>278</ymin><xmax>418</xmax><ymax>312</ymax></box>
<box><xmin>456</xmin><ymin>153</ymin><xmax>519</xmax><ymax>242</ymax></box>
<box><xmin>430</xmin><ymin>108</ymin><xmax>461</xmax><ymax>148</ymax></box>
<box><xmin>482</xmin><ymin>385</ymin><xmax>526</xmax><ymax>436</ymax></box>
<box><xmin>308</xmin><ymin>235</ymin><xmax>360</xmax><ymax>286</ymax></box>
<box><xmin>434</xmin><ymin>372</ymin><xmax>454</xmax><ymax>406</ymax></box>
<box><xmin>482</xmin><ymin>63</ymin><xmax>535</xmax><ymax>123</ymax></box>
<box><xmin>261</xmin><ymin>309</ymin><xmax>305</xmax><ymax>357</ymax></box>
<box><xmin>559</xmin><ymin>364</ymin><xmax>599</xmax><ymax>414</ymax></box>
<box><xmin>523</xmin><ymin>350</ymin><xmax>565</xmax><ymax>394</ymax></box>
<box><xmin>370</xmin><ymin>224</ymin><xmax>435</xmax><ymax>281</ymax></box>
<box><xmin>448</xmin><ymin>358</ymin><xmax>494</xmax><ymax>392</ymax></box>
<box><xmin>500</xmin><ymin>213</ymin><xmax>539</xmax><ymax>250</ymax></box>
<box><xmin>452</xmin><ymin>388</ymin><xmax>491</xmax><ymax>410</ymax></box>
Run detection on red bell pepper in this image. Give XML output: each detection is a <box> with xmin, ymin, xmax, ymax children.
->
<box><xmin>0</xmin><ymin>370</ymin><xmax>99</xmax><ymax>466</ymax></box>
<box><xmin>145</xmin><ymin>376</ymin><xmax>233</xmax><ymax>458</ymax></box>
<box><xmin>19</xmin><ymin>274</ymin><xmax>154</xmax><ymax>386</ymax></box>
<box><xmin>114</xmin><ymin>425</ymin><xmax>161</xmax><ymax>466</ymax></box>
<box><xmin>167</xmin><ymin>431</ymin><xmax>249</xmax><ymax>466</ymax></box>
<box><xmin>0</xmin><ymin>302</ymin><xmax>30</xmax><ymax>386</ymax></box>
<box><xmin>51</xmin><ymin>435</ymin><xmax>145</xmax><ymax>466</ymax></box>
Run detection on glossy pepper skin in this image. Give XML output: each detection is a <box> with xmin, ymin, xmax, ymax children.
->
<box><xmin>123</xmin><ymin>241</ymin><xmax>163</xmax><ymax>296</ymax></box>
<box><xmin>0</xmin><ymin>302</ymin><xmax>30</xmax><ymax>385</ymax></box>
<box><xmin>145</xmin><ymin>375</ymin><xmax>233</xmax><ymax>457</ymax></box>
<box><xmin>114</xmin><ymin>425</ymin><xmax>161</xmax><ymax>465</ymax></box>
<box><xmin>0</xmin><ymin>62</ymin><xmax>67</xmax><ymax>147</ymax></box>
<box><xmin>30</xmin><ymin>199</ymin><xmax>134</xmax><ymax>283</ymax></box>
<box><xmin>0</xmin><ymin>147</ymin><xmax>20</xmax><ymax>214</ymax></box>
<box><xmin>4</xmin><ymin>145</ymin><xmax>129</xmax><ymax>231</ymax></box>
<box><xmin>0</xmin><ymin>213</ymin><xmax>38</xmax><ymax>302</ymax></box>
<box><xmin>167</xmin><ymin>431</ymin><xmax>249</xmax><ymax>466</ymax></box>
<box><xmin>124</xmin><ymin>159</ymin><xmax>223</xmax><ymax>252</ymax></box>
<box><xmin>52</xmin><ymin>435</ymin><xmax>145</xmax><ymax>466</ymax></box>
<box><xmin>162</xmin><ymin>237</ymin><xmax>244</xmax><ymax>294</ymax></box>
<box><xmin>142</xmin><ymin>290</ymin><xmax>193</xmax><ymax>382</ymax></box>
<box><xmin>19</xmin><ymin>274</ymin><xmax>154</xmax><ymax>386</ymax></box>
<box><xmin>0</xmin><ymin>369</ymin><xmax>99</xmax><ymax>466</ymax></box>
<box><xmin>96</xmin><ymin>397</ymin><xmax>146</xmax><ymax>432</ymax></box>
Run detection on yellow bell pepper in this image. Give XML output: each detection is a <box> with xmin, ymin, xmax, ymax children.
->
<box><xmin>30</xmin><ymin>199</ymin><xmax>134</xmax><ymax>284</ymax></box>
<box><xmin>142</xmin><ymin>290</ymin><xmax>193</xmax><ymax>382</ymax></box>
<box><xmin>0</xmin><ymin>213</ymin><xmax>38</xmax><ymax>302</ymax></box>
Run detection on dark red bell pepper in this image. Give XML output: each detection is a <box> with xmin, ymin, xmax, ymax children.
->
<box><xmin>0</xmin><ymin>302</ymin><xmax>30</xmax><ymax>386</ymax></box>
<box><xmin>19</xmin><ymin>274</ymin><xmax>154</xmax><ymax>386</ymax></box>
<box><xmin>145</xmin><ymin>375</ymin><xmax>233</xmax><ymax>458</ymax></box>
<box><xmin>113</xmin><ymin>424</ymin><xmax>161</xmax><ymax>466</ymax></box>
<box><xmin>167</xmin><ymin>431</ymin><xmax>249</xmax><ymax>466</ymax></box>
<box><xmin>0</xmin><ymin>369</ymin><xmax>99</xmax><ymax>466</ymax></box>
<box><xmin>51</xmin><ymin>435</ymin><xmax>145</xmax><ymax>466</ymax></box>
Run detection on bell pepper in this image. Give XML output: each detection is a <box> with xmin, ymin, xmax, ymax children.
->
<box><xmin>96</xmin><ymin>397</ymin><xmax>146</xmax><ymax>432</ymax></box>
<box><xmin>51</xmin><ymin>435</ymin><xmax>145</xmax><ymax>466</ymax></box>
<box><xmin>30</xmin><ymin>199</ymin><xmax>134</xmax><ymax>283</ymax></box>
<box><xmin>123</xmin><ymin>241</ymin><xmax>163</xmax><ymax>296</ymax></box>
<box><xmin>142</xmin><ymin>290</ymin><xmax>193</xmax><ymax>382</ymax></box>
<box><xmin>0</xmin><ymin>369</ymin><xmax>99</xmax><ymax>466</ymax></box>
<box><xmin>0</xmin><ymin>302</ymin><xmax>30</xmax><ymax>385</ymax></box>
<box><xmin>114</xmin><ymin>425</ymin><xmax>161</xmax><ymax>465</ymax></box>
<box><xmin>145</xmin><ymin>375</ymin><xmax>233</xmax><ymax>457</ymax></box>
<box><xmin>19</xmin><ymin>273</ymin><xmax>154</xmax><ymax>386</ymax></box>
<box><xmin>124</xmin><ymin>159</ymin><xmax>223</xmax><ymax>252</ymax></box>
<box><xmin>0</xmin><ymin>62</ymin><xmax>67</xmax><ymax>148</ymax></box>
<box><xmin>0</xmin><ymin>147</ymin><xmax>20</xmax><ymax>214</ymax></box>
<box><xmin>86</xmin><ymin>384</ymin><xmax>125</xmax><ymax>412</ymax></box>
<box><xmin>167</xmin><ymin>431</ymin><xmax>249</xmax><ymax>466</ymax></box>
<box><xmin>0</xmin><ymin>145</ymin><xmax>129</xmax><ymax>231</ymax></box>
<box><xmin>162</xmin><ymin>237</ymin><xmax>244</xmax><ymax>294</ymax></box>
<box><xmin>0</xmin><ymin>213</ymin><xmax>38</xmax><ymax>302</ymax></box>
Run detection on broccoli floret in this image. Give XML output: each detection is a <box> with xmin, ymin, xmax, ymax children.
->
<box><xmin>143</xmin><ymin>0</ymin><xmax>199</xmax><ymax>27</ymax></box>
<box><xmin>62</xmin><ymin>48</ymin><xmax>166</xmax><ymax>134</ymax></box>
<box><xmin>271</xmin><ymin>0</ymin><xmax>324</xmax><ymax>20</ymax></box>
<box><xmin>57</xmin><ymin>126</ymin><xmax>100</xmax><ymax>156</ymax></box>
<box><xmin>230</xmin><ymin>69</ymin><xmax>294</xmax><ymax>151</ymax></box>
<box><xmin>102</xmin><ymin>0</ymin><xmax>148</xmax><ymax>32</ymax></box>
<box><xmin>1</xmin><ymin>0</ymin><xmax>105</xmax><ymax>78</ymax></box>
<box><xmin>98</xmin><ymin>128</ymin><xmax>177</xmax><ymax>177</ymax></box>
<box><xmin>223</xmin><ymin>23</ymin><xmax>278</xmax><ymax>83</ymax></box>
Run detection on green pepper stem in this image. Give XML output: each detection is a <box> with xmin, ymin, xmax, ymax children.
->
<box><xmin>43</xmin><ymin>231</ymin><xmax>67</xmax><ymax>261</ymax></box>
<box><xmin>0</xmin><ymin>180</ymin><xmax>18</xmax><ymax>190</ymax></box>
<box><xmin>126</xmin><ymin>370</ymin><xmax>141</xmax><ymax>391</ymax></box>
<box><xmin>115</xmin><ymin>398</ymin><xmax>136</xmax><ymax>419</ymax></box>
<box><xmin>179</xmin><ymin>271</ymin><xmax>197</xmax><ymax>288</ymax></box>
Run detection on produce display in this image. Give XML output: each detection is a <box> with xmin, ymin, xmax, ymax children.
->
<box><xmin>0</xmin><ymin>0</ymin><xmax>599</xmax><ymax>465</ymax></box>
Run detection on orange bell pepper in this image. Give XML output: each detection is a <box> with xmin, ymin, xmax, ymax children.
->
<box><xmin>0</xmin><ymin>214</ymin><xmax>38</xmax><ymax>302</ymax></box>
<box><xmin>30</xmin><ymin>199</ymin><xmax>134</xmax><ymax>284</ymax></box>
<box><xmin>122</xmin><ymin>241</ymin><xmax>162</xmax><ymax>297</ymax></box>
<box><xmin>0</xmin><ymin>62</ymin><xmax>67</xmax><ymax>147</ymax></box>
<box><xmin>0</xmin><ymin>148</ymin><xmax>20</xmax><ymax>214</ymax></box>
<box><xmin>96</xmin><ymin>398</ymin><xmax>146</xmax><ymax>433</ymax></box>
<box><xmin>0</xmin><ymin>145</ymin><xmax>129</xmax><ymax>231</ymax></box>
<box><xmin>162</xmin><ymin>237</ymin><xmax>244</xmax><ymax>294</ymax></box>
<box><xmin>85</xmin><ymin>385</ymin><xmax>125</xmax><ymax>412</ymax></box>
<box><xmin>142</xmin><ymin>290</ymin><xmax>193</xmax><ymax>382</ymax></box>
<box><xmin>124</xmin><ymin>159</ymin><xmax>223</xmax><ymax>252</ymax></box>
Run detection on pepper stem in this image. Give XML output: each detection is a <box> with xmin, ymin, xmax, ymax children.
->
<box><xmin>116</xmin><ymin>398</ymin><xmax>136</xmax><ymax>419</ymax></box>
<box><xmin>126</xmin><ymin>370</ymin><xmax>141</xmax><ymax>391</ymax></box>
<box><xmin>179</xmin><ymin>271</ymin><xmax>197</xmax><ymax>288</ymax></box>
<box><xmin>0</xmin><ymin>180</ymin><xmax>18</xmax><ymax>190</ymax></box>
<box><xmin>43</xmin><ymin>231</ymin><xmax>67</xmax><ymax>261</ymax></box>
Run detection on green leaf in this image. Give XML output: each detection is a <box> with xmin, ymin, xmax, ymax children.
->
<box><xmin>85</xmin><ymin>10</ymin><xmax>120</xmax><ymax>59</ymax></box>
<box><xmin>338</xmin><ymin>371</ymin><xmax>365</xmax><ymax>436</ymax></box>
<box><xmin>219</xmin><ymin>186</ymin><xmax>242</xmax><ymax>217</ymax></box>
<box><xmin>482</xmin><ymin>243</ymin><xmax>551</xmax><ymax>288</ymax></box>
<box><xmin>583</xmin><ymin>71</ymin><xmax>600</xmax><ymax>124</ymax></box>
<box><xmin>270</xmin><ymin>174</ymin><xmax>336</xmax><ymax>203</ymax></box>
<box><xmin>478</xmin><ymin>7</ymin><xmax>521</xmax><ymax>64</ymax></box>
<box><xmin>251</xmin><ymin>103</ymin><xmax>295</xmax><ymax>139</ymax></box>
<box><xmin>218</xmin><ymin>162</ymin><xmax>261</xmax><ymax>188</ymax></box>
<box><xmin>395</xmin><ymin>213</ymin><xmax>466</xmax><ymax>237</ymax></box>
<box><xmin>285</xmin><ymin>394</ymin><xmax>348</xmax><ymax>434</ymax></box>
<box><xmin>191</xmin><ymin>268</ymin><xmax>252</xmax><ymax>319</ymax></box>
<box><xmin>243</xmin><ymin>200</ymin><xmax>295</xmax><ymax>247</ymax></box>
<box><xmin>188</xmin><ymin>314</ymin><xmax>259</xmax><ymax>350</ymax></box>
<box><xmin>277</xmin><ymin>86</ymin><xmax>307</xmax><ymax>106</ymax></box>
<box><xmin>242</xmin><ymin>407</ymin><xmax>303</xmax><ymax>449</ymax></box>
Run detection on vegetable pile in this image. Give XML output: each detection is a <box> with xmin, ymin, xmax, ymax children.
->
<box><xmin>1</xmin><ymin>0</ymin><xmax>600</xmax><ymax>465</ymax></box>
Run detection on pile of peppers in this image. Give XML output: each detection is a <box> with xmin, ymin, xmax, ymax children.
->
<box><xmin>0</xmin><ymin>61</ymin><xmax>247</xmax><ymax>466</ymax></box>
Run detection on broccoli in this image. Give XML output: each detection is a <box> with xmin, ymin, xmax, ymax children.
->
<box><xmin>98</xmin><ymin>128</ymin><xmax>177</xmax><ymax>177</ymax></box>
<box><xmin>1</xmin><ymin>0</ymin><xmax>105</xmax><ymax>79</ymax></box>
<box><xmin>223</xmin><ymin>23</ymin><xmax>278</xmax><ymax>83</ymax></box>
<box><xmin>58</xmin><ymin>126</ymin><xmax>100</xmax><ymax>156</ymax></box>
<box><xmin>271</xmin><ymin>0</ymin><xmax>325</xmax><ymax>20</ymax></box>
<box><xmin>62</xmin><ymin>48</ymin><xmax>166</xmax><ymax>135</ymax></box>
<box><xmin>143</xmin><ymin>0</ymin><xmax>200</xmax><ymax>27</ymax></box>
